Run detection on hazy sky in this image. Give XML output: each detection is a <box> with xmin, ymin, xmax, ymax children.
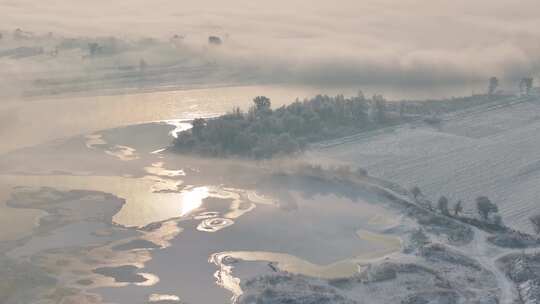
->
<box><xmin>1</xmin><ymin>0</ymin><xmax>540</xmax><ymax>84</ymax></box>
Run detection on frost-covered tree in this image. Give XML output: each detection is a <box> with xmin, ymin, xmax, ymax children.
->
<box><xmin>356</xmin><ymin>168</ymin><xmax>368</xmax><ymax>177</ymax></box>
<box><xmin>476</xmin><ymin>196</ymin><xmax>498</xmax><ymax>221</ymax></box>
<box><xmin>410</xmin><ymin>228</ymin><xmax>430</xmax><ymax>249</ymax></box>
<box><xmin>411</xmin><ymin>186</ymin><xmax>422</xmax><ymax>200</ymax></box>
<box><xmin>191</xmin><ymin>118</ymin><xmax>207</xmax><ymax>138</ymax></box>
<box><xmin>453</xmin><ymin>200</ymin><xmax>463</xmax><ymax>217</ymax></box>
<box><xmin>253</xmin><ymin>96</ymin><xmax>271</xmax><ymax>113</ymax></box>
<box><xmin>438</xmin><ymin>196</ymin><xmax>450</xmax><ymax>216</ymax></box>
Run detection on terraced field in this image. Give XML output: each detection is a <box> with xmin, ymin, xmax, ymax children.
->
<box><xmin>310</xmin><ymin>95</ymin><xmax>540</xmax><ymax>233</ymax></box>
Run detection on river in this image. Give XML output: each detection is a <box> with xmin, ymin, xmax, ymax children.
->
<box><xmin>0</xmin><ymin>83</ymin><xmax>484</xmax><ymax>154</ymax></box>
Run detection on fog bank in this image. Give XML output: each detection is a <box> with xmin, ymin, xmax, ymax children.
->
<box><xmin>1</xmin><ymin>0</ymin><xmax>540</xmax><ymax>87</ymax></box>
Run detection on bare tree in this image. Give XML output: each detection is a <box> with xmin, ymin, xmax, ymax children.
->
<box><xmin>530</xmin><ymin>214</ymin><xmax>540</xmax><ymax>234</ymax></box>
<box><xmin>411</xmin><ymin>186</ymin><xmax>422</xmax><ymax>200</ymax></box>
<box><xmin>139</xmin><ymin>59</ymin><xmax>147</xmax><ymax>72</ymax></box>
<box><xmin>372</xmin><ymin>94</ymin><xmax>387</xmax><ymax>123</ymax></box>
<box><xmin>520</xmin><ymin>77</ymin><xmax>534</xmax><ymax>96</ymax></box>
<box><xmin>488</xmin><ymin>77</ymin><xmax>499</xmax><ymax>96</ymax></box>
<box><xmin>399</xmin><ymin>101</ymin><xmax>406</xmax><ymax>118</ymax></box>
<box><xmin>453</xmin><ymin>200</ymin><xmax>463</xmax><ymax>217</ymax></box>
<box><xmin>526</xmin><ymin>78</ymin><xmax>534</xmax><ymax>95</ymax></box>
<box><xmin>88</xmin><ymin>42</ymin><xmax>100</xmax><ymax>56</ymax></box>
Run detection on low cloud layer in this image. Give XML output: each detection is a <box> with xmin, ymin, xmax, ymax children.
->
<box><xmin>1</xmin><ymin>0</ymin><xmax>540</xmax><ymax>86</ymax></box>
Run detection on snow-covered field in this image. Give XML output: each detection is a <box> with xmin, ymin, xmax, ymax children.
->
<box><xmin>310</xmin><ymin>95</ymin><xmax>540</xmax><ymax>233</ymax></box>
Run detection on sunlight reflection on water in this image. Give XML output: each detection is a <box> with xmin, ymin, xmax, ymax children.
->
<box><xmin>180</xmin><ymin>186</ymin><xmax>209</xmax><ymax>216</ymax></box>
<box><xmin>144</xmin><ymin>162</ymin><xmax>185</xmax><ymax>177</ymax></box>
<box><xmin>148</xmin><ymin>294</ymin><xmax>181</xmax><ymax>302</ymax></box>
<box><xmin>0</xmin><ymin>175</ymin><xmax>208</xmax><ymax>227</ymax></box>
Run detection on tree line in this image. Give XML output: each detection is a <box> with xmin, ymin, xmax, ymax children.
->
<box><xmin>411</xmin><ymin>186</ymin><xmax>540</xmax><ymax>234</ymax></box>
<box><xmin>488</xmin><ymin>76</ymin><xmax>535</xmax><ymax>97</ymax></box>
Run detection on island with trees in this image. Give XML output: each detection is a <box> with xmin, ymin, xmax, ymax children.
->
<box><xmin>172</xmin><ymin>93</ymin><xmax>401</xmax><ymax>158</ymax></box>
